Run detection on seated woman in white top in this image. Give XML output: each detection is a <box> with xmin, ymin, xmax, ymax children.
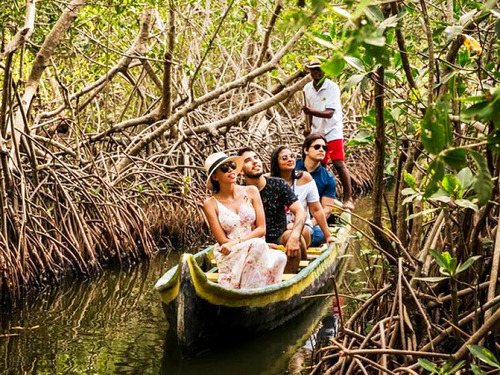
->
<box><xmin>270</xmin><ymin>146</ymin><xmax>333</xmax><ymax>247</ymax></box>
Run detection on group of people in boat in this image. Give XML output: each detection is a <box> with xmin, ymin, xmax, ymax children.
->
<box><xmin>202</xmin><ymin>58</ymin><xmax>354</xmax><ymax>290</ymax></box>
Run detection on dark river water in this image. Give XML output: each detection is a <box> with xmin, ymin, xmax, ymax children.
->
<box><xmin>0</xmin><ymin>198</ymin><xmax>371</xmax><ymax>374</ymax></box>
<box><xmin>0</xmin><ymin>250</ymin><xmax>337</xmax><ymax>375</ymax></box>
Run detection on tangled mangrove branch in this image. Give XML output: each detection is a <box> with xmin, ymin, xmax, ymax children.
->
<box><xmin>305</xmin><ymin>0</ymin><xmax>500</xmax><ymax>372</ymax></box>
<box><xmin>0</xmin><ymin>0</ymin><xmax>375</xmax><ymax>303</ymax></box>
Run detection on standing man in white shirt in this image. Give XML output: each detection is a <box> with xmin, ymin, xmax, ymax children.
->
<box><xmin>302</xmin><ymin>57</ymin><xmax>354</xmax><ymax>210</ymax></box>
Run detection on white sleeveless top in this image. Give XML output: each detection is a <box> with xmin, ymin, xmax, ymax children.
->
<box><xmin>286</xmin><ymin>180</ymin><xmax>320</xmax><ymax>228</ymax></box>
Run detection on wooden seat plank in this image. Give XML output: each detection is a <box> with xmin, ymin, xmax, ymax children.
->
<box><xmin>206</xmin><ymin>272</ymin><xmax>297</xmax><ymax>282</ymax></box>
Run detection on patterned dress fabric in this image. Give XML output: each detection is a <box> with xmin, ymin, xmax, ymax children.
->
<box><xmin>259</xmin><ymin>177</ymin><xmax>298</xmax><ymax>244</ymax></box>
<box><xmin>214</xmin><ymin>189</ymin><xmax>287</xmax><ymax>289</ymax></box>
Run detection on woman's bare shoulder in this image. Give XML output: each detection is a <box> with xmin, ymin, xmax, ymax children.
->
<box><xmin>203</xmin><ymin>196</ymin><xmax>217</xmax><ymax>210</ymax></box>
<box><xmin>297</xmin><ymin>171</ymin><xmax>313</xmax><ymax>185</ymax></box>
<box><xmin>245</xmin><ymin>185</ymin><xmax>260</xmax><ymax>196</ymax></box>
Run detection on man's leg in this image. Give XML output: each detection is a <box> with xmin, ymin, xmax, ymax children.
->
<box><xmin>332</xmin><ymin>160</ymin><xmax>354</xmax><ymax>210</ymax></box>
<box><xmin>310</xmin><ymin>225</ymin><xmax>325</xmax><ymax>247</ymax></box>
<box><xmin>328</xmin><ymin>139</ymin><xmax>354</xmax><ymax>210</ymax></box>
<box><xmin>280</xmin><ymin>230</ymin><xmax>307</xmax><ymax>273</ymax></box>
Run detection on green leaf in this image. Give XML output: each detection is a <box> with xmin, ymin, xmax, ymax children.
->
<box><xmin>311</xmin><ymin>0</ymin><xmax>326</xmax><ymax>14</ymax></box>
<box><xmin>447</xmin><ymin>360</ymin><xmax>465</xmax><ymax>373</ymax></box>
<box><xmin>364</xmin><ymin>35</ymin><xmax>386</xmax><ymax>46</ymax></box>
<box><xmin>444</xmin><ymin>25</ymin><xmax>463</xmax><ymax>41</ymax></box>
<box><xmin>456</xmin><ymin>255</ymin><xmax>481</xmax><ymax>274</ymax></box>
<box><xmin>401</xmin><ymin>187</ymin><xmax>417</xmax><ymax>196</ymax></box>
<box><xmin>459</xmin><ymin>9</ymin><xmax>478</xmax><ymax>25</ymax></box>
<box><xmin>429</xmin><ymin>249</ymin><xmax>451</xmax><ymax>271</ymax></box>
<box><xmin>402</xmin><ymin>194</ymin><xmax>419</xmax><ymax>205</ymax></box>
<box><xmin>429</xmin><ymin>192</ymin><xmax>452</xmax><ymax>204</ymax></box>
<box><xmin>322</xmin><ymin>54</ymin><xmax>345</xmax><ymax>76</ymax></box>
<box><xmin>345</xmin><ymin>74</ymin><xmax>366</xmax><ymax>90</ymax></box>
<box><xmin>458</xmin><ymin>49</ymin><xmax>470</xmax><ymax>67</ymax></box>
<box><xmin>394</xmin><ymin>52</ymin><xmax>402</xmax><ymax>67</ymax></box>
<box><xmin>487</xmin><ymin>130</ymin><xmax>500</xmax><ymax>153</ymax></box>
<box><xmin>311</xmin><ymin>31</ymin><xmax>333</xmax><ymax>42</ymax></box>
<box><xmin>378</xmin><ymin>14</ymin><xmax>399</xmax><ymax>31</ymax></box>
<box><xmin>418</xmin><ymin>358</ymin><xmax>438</xmax><ymax>372</ymax></box>
<box><xmin>470</xmin><ymin>151</ymin><xmax>493</xmax><ymax>206</ymax></box>
<box><xmin>414</xmin><ymin>276</ymin><xmax>449</xmax><ymax>283</ymax></box>
<box><xmin>443</xmin><ymin>148</ymin><xmax>468</xmax><ymax>170</ymax></box>
<box><xmin>448</xmin><ymin>255</ymin><xmax>457</xmax><ymax>274</ymax></box>
<box><xmin>462</xmin><ymin>101</ymin><xmax>493</xmax><ymax>122</ymax></box>
<box><xmin>365</xmin><ymin>5</ymin><xmax>385</xmax><ymax>23</ymax></box>
<box><xmin>430</xmin><ymin>250</ymin><xmax>456</xmax><ymax>275</ymax></box>
<box><xmin>344</xmin><ymin>56</ymin><xmax>366</xmax><ymax>72</ymax></box>
<box><xmin>468</xmin><ymin>345</ymin><xmax>500</xmax><ymax>368</ymax></box>
<box><xmin>456</xmin><ymin>94</ymin><xmax>486</xmax><ymax>103</ymax></box>
<box><xmin>454</xmin><ymin>199</ymin><xmax>478</xmax><ymax>211</ymax></box>
<box><xmin>346</xmin><ymin>130</ymin><xmax>373</xmax><ymax>146</ymax></box>
<box><xmin>421</xmin><ymin>102</ymin><xmax>452</xmax><ymax>155</ymax></box>
<box><xmin>352</xmin><ymin>0</ymin><xmax>370</xmax><ymax>19</ymax></box>
<box><xmin>403</xmin><ymin>170</ymin><xmax>416</xmax><ymax>189</ymax></box>
<box><xmin>331</xmin><ymin>6</ymin><xmax>352</xmax><ymax>19</ymax></box>
<box><xmin>424</xmin><ymin>158</ymin><xmax>445</xmax><ymax>198</ymax></box>
<box><xmin>311</xmin><ymin>35</ymin><xmax>336</xmax><ymax>49</ymax></box>
<box><xmin>406</xmin><ymin>208</ymin><xmax>439</xmax><ymax>221</ymax></box>
<box><xmin>471</xmin><ymin>364</ymin><xmax>487</xmax><ymax>375</ymax></box>
<box><xmin>495</xmin><ymin>18</ymin><xmax>500</xmax><ymax>39</ymax></box>
<box><xmin>442</xmin><ymin>174</ymin><xmax>462</xmax><ymax>198</ymax></box>
<box><xmin>457</xmin><ymin>168</ymin><xmax>474</xmax><ymax>190</ymax></box>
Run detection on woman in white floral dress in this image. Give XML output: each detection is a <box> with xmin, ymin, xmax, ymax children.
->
<box><xmin>202</xmin><ymin>152</ymin><xmax>287</xmax><ymax>289</ymax></box>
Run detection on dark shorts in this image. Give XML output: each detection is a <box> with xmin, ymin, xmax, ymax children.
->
<box><xmin>310</xmin><ymin>225</ymin><xmax>326</xmax><ymax>247</ymax></box>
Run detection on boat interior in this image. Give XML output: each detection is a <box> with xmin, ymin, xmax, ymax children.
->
<box><xmin>203</xmin><ymin>243</ymin><xmax>329</xmax><ymax>283</ymax></box>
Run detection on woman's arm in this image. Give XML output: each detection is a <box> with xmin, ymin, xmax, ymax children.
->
<box><xmin>302</xmin><ymin>178</ymin><xmax>333</xmax><ymax>243</ymax></box>
<box><xmin>202</xmin><ymin>198</ymin><xmax>231</xmax><ymax>244</ymax></box>
<box><xmin>245</xmin><ymin>186</ymin><xmax>266</xmax><ymax>240</ymax></box>
<box><xmin>309</xmin><ymin>201</ymin><xmax>333</xmax><ymax>243</ymax></box>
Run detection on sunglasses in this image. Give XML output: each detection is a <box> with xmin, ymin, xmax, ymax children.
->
<box><xmin>312</xmin><ymin>144</ymin><xmax>328</xmax><ymax>151</ymax></box>
<box><xmin>218</xmin><ymin>161</ymin><xmax>237</xmax><ymax>173</ymax></box>
<box><xmin>280</xmin><ymin>154</ymin><xmax>296</xmax><ymax>161</ymax></box>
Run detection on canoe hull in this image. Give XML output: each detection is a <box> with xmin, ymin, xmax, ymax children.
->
<box><xmin>155</xmin><ymin>216</ymin><xmax>350</xmax><ymax>356</ymax></box>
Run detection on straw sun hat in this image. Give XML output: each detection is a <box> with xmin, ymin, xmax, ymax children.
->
<box><xmin>204</xmin><ymin>152</ymin><xmax>243</xmax><ymax>190</ymax></box>
<box><xmin>305</xmin><ymin>57</ymin><xmax>323</xmax><ymax>69</ymax></box>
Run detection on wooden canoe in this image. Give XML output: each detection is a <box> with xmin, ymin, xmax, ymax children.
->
<box><xmin>154</xmin><ymin>212</ymin><xmax>351</xmax><ymax>356</ymax></box>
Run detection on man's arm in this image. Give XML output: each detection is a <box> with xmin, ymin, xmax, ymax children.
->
<box><xmin>303</xmin><ymin>107</ymin><xmax>334</xmax><ymax>118</ymax></box>
<box><xmin>311</xmin><ymin>171</ymin><xmax>337</xmax><ymax>225</ymax></box>
<box><xmin>286</xmin><ymin>201</ymin><xmax>306</xmax><ymax>257</ymax></box>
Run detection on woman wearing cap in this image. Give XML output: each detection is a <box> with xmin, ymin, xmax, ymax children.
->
<box><xmin>270</xmin><ymin>146</ymin><xmax>333</xmax><ymax>248</ymax></box>
<box><xmin>202</xmin><ymin>152</ymin><xmax>287</xmax><ymax>289</ymax></box>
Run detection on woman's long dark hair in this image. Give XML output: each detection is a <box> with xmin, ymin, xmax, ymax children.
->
<box><xmin>210</xmin><ymin>176</ymin><xmax>220</xmax><ymax>193</ymax></box>
<box><xmin>270</xmin><ymin>146</ymin><xmax>302</xmax><ymax>181</ymax></box>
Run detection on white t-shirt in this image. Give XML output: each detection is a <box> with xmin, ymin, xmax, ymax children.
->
<box><xmin>303</xmin><ymin>78</ymin><xmax>343</xmax><ymax>142</ymax></box>
<box><xmin>286</xmin><ymin>180</ymin><xmax>320</xmax><ymax>228</ymax></box>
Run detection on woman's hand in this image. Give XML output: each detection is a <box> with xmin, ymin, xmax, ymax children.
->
<box><xmin>325</xmin><ymin>235</ymin><xmax>335</xmax><ymax>244</ymax></box>
<box><xmin>219</xmin><ymin>238</ymin><xmax>241</xmax><ymax>255</ymax></box>
<box><xmin>287</xmin><ymin>223</ymin><xmax>294</xmax><ymax>230</ymax></box>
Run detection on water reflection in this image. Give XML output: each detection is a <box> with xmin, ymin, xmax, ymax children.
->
<box><xmin>160</xmin><ymin>298</ymin><xmax>334</xmax><ymax>375</ymax></box>
<box><xmin>0</xmin><ymin>252</ymin><xmax>175</xmax><ymax>374</ymax></box>
<box><xmin>0</xmin><ymin>249</ymin><xmax>336</xmax><ymax>375</ymax></box>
